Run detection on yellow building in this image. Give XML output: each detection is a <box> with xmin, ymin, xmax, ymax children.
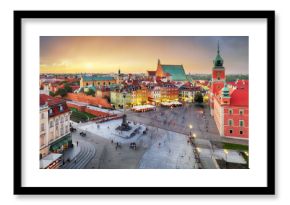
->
<box><xmin>80</xmin><ymin>75</ymin><xmax>116</xmax><ymax>87</ymax></box>
<box><xmin>131</xmin><ymin>87</ymin><xmax>148</xmax><ymax>106</ymax></box>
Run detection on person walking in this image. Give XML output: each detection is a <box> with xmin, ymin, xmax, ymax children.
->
<box><xmin>76</xmin><ymin>141</ymin><xmax>79</xmax><ymax>147</ymax></box>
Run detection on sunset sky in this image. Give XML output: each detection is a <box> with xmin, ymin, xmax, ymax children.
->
<box><xmin>40</xmin><ymin>36</ymin><xmax>248</xmax><ymax>74</ymax></box>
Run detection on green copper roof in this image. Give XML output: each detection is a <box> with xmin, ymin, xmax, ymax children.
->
<box><xmin>84</xmin><ymin>85</ymin><xmax>96</xmax><ymax>92</ymax></box>
<box><xmin>161</xmin><ymin>65</ymin><xmax>187</xmax><ymax>81</ymax></box>
<box><xmin>213</xmin><ymin>41</ymin><xmax>224</xmax><ymax>69</ymax></box>
<box><xmin>222</xmin><ymin>84</ymin><xmax>230</xmax><ymax>97</ymax></box>
<box><xmin>82</xmin><ymin>75</ymin><xmax>114</xmax><ymax>81</ymax></box>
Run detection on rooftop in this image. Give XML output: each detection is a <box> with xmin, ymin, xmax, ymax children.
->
<box><xmin>82</xmin><ymin>75</ymin><xmax>115</xmax><ymax>82</ymax></box>
<box><xmin>161</xmin><ymin>64</ymin><xmax>187</xmax><ymax>81</ymax></box>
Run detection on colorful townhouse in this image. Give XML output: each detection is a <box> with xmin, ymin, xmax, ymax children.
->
<box><xmin>40</xmin><ymin>94</ymin><xmax>72</xmax><ymax>157</ymax></box>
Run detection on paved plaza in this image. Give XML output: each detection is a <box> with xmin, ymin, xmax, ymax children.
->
<box><xmin>60</xmin><ymin>103</ymin><xmax>247</xmax><ymax>169</ymax></box>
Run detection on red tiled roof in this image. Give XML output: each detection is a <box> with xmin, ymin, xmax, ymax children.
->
<box><xmin>40</xmin><ymin>94</ymin><xmax>70</xmax><ymax>117</ymax></box>
<box><xmin>229</xmin><ymin>88</ymin><xmax>249</xmax><ymax>107</ymax></box>
<box><xmin>40</xmin><ymin>94</ymin><xmax>65</xmax><ymax>106</ymax></box>
<box><xmin>147</xmin><ymin>71</ymin><xmax>156</xmax><ymax>76</ymax></box>
<box><xmin>65</xmin><ymin>93</ymin><xmax>112</xmax><ymax>109</ymax></box>
<box><xmin>71</xmin><ymin>85</ymin><xmax>80</xmax><ymax>91</ymax></box>
<box><xmin>228</xmin><ymin>80</ymin><xmax>249</xmax><ymax>90</ymax></box>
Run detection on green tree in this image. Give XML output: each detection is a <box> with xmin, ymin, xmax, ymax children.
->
<box><xmin>194</xmin><ymin>92</ymin><xmax>203</xmax><ymax>103</ymax></box>
<box><xmin>49</xmin><ymin>91</ymin><xmax>55</xmax><ymax>97</ymax></box>
<box><xmin>64</xmin><ymin>83</ymin><xmax>73</xmax><ymax>93</ymax></box>
<box><xmin>85</xmin><ymin>88</ymin><xmax>95</xmax><ymax>97</ymax></box>
<box><xmin>55</xmin><ymin>88</ymin><xmax>67</xmax><ymax>97</ymax></box>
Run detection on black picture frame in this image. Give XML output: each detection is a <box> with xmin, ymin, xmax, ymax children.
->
<box><xmin>14</xmin><ymin>10</ymin><xmax>275</xmax><ymax>195</ymax></box>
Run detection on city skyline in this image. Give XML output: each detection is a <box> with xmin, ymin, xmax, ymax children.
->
<box><xmin>40</xmin><ymin>36</ymin><xmax>248</xmax><ymax>74</ymax></box>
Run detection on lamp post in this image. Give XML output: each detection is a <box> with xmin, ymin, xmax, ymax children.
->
<box><xmin>189</xmin><ymin>124</ymin><xmax>193</xmax><ymax>136</ymax></box>
<box><xmin>224</xmin><ymin>149</ymin><xmax>228</xmax><ymax>168</ymax></box>
<box><xmin>196</xmin><ymin>147</ymin><xmax>202</xmax><ymax>169</ymax></box>
<box><xmin>192</xmin><ymin>133</ymin><xmax>196</xmax><ymax>144</ymax></box>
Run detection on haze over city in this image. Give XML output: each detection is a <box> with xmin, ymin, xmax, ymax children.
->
<box><xmin>40</xmin><ymin>36</ymin><xmax>248</xmax><ymax>74</ymax></box>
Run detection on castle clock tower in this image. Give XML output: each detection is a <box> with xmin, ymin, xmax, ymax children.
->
<box><xmin>210</xmin><ymin>42</ymin><xmax>226</xmax><ymax>116</ymax></box>
<box><xmin>212</xmin><ymin>41</ymin><xmax>225</xmax><ymax>81</ymax></box>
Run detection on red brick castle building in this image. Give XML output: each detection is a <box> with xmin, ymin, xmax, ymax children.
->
<box><xmin>209</xmin><ymin>42</ymin><xmax>249</xmax><ymax>139</ymax></box>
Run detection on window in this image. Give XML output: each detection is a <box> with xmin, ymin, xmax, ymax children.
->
<box><xmin>60</xmin><ymin>117</ymin><xmax>64</xmax><ymax>123</ymax></box>
<box><xmin>49</xmin><ymin>121</ymin><xmax>54</xmax><ymax>128</ymax></box>
<box><xmin>40</xmin><ymin>134</ymin><xmax>45</xmax><ymax>146</ymax></box>
<box><xmin>41</xmin><ymin>113</ymin><xmax>44</xmax><ymax>119</ymax></box>
<box><xmin>60</xmin><ymin>125</ymin><xmax>64</xmax><ymax>136</ymax></box>
<box><xmin>228</xmin><ymin>119</ymin><xmax>233</xmax><ymax>126</ymax></box>
<box><xmin>229</xmin><ymin>109</ymin><xmax>233</xmax><ymax>115</ymax></box>
<box><xmin>41</xmin><ymin>123</ymin><xmax>45</xmax><ymax>132</ymax></box>
<box><xmin>239</xmin><ymin>120</ymin><xmax>244</xmax><ymax>127</ymax></box>
<box><xmin>240</xmin><ymin>130</ymin><xmax>243</xmax><ymax>135</ymax></box>
<box><xmin>59</xmin><ymin>105</ymin><xmax>63</xmax><ymax>112</ymax></box>
<box><xmin>49</xmin><ymin>108</ymin><xmax>53</xmax><ymax>115</ymax></box>
<box><xmin>239</xmin><ymin>109</ymin><xmax>244</xmax><ymax>115</ymax></box>
<box><xmin>229</xmin><ymin>129</ymin><xmax>233</xmax><ymax>134</ymax></box>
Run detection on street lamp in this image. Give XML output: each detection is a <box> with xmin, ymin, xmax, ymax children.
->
<box><xmin>196</xmin><ymin>147</ymin><xmax>201</xmax><ymax>153</ymax></box>
<box><xmin>188</xmin><ymin>124</ymin><xmax>193</xmax><ymax>136</ymax></box>
<box><xmin>224</xmin><ymin>149</ymin><xmax>229</xmax><ymax>168</ymax></box>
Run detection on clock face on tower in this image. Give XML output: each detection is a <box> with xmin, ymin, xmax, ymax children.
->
<box><xmin>217</xmin><ymin>72</ymin><xmax>221</xmax><ymax>80</ymax></box>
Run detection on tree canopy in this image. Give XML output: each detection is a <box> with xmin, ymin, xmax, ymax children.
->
<box><xmin>194</xmin><ymin>92</ymin><xmax>204</xmax><ymax>103</ymax></box>
<box><xmin>85</xmin><ymin>88</ymin><xmax>95</xmax><ymax>97</ymax></box>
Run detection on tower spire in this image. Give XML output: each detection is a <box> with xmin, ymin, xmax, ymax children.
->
<box><xmin>213</xmin><ymin>41</ymin><xmax>224</xmax><ymax>67</ymax></box>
